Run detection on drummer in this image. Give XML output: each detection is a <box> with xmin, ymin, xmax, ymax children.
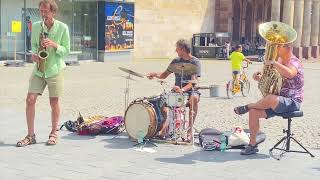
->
<box><xmin>147</xmin><ymin>39</ymin><xmax>201</xmax><ymax>141</ymax></box>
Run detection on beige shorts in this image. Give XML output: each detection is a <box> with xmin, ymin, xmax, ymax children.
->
<box><xmin>28</xmin><ymin>71</ymin><xmax>64</xmax><ymax>97</ymax></box>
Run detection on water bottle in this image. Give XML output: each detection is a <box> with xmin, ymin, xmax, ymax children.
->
<box><xmin>220</xmin><ymin>134</ymin><xmax>226</xmax><ymax>152</ymax></box>
<box><xmin>137</xmin><ymin>130</ymin><xmax>144</xmax><ymax>144</ymax></box>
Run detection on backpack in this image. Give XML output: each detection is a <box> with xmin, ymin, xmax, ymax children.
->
<box><xmin>199</xmin><ymin>128</ymin><xmax>227</xmax><ymax>151</ymax></box>
<box><xmin>199</xmin><ymin>128</ymin><xmax>267</xmax><ymax>151</ymax></box>
<box><xmin>59</xmin><ymin>113</ymin><xmax>84</xmax><ymax>132</ymax></box>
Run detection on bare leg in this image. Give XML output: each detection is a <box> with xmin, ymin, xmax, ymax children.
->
<box><xmin>248</xmin><ymin>109</ymin><xmax>267</xmax><ymax>145</ymax></box>
<box><xmin>26</xmin><ymin>93</ymin><xmax>38</xmax><ymax>136</ymax></box>
<box><xmin>247</xmin><ymin>95</ymin><xmax>280</xmax><ymax>110</ymax></box>
<box><xmin>49</xmin><ymin>97</ymin><xmax>60</xmax><ymax>135</ymax></box>
<box><xmin>158</xmin><ymin>107</ymin><xmax>169</xmax><ymax>136</ymax></box>
<box><xmin>188</xmin><ymin>96</ymin><xmax>199</xmax><ymax>139</ymax></box>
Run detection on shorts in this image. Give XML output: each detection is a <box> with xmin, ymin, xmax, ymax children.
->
<box><xmin>265</xmin><ymin>96</ymin><xmax>301</xmax><ymax>119</ymax></box>
<box><xmin>186</xmin><ymin>91</ymin><xmax>201</xmax><ymax>99</ymax></box>
<box><xmin>232</xmin><ymin>70</ymin><xmax>240</xmax><ymax>75</ymax></box>
<box><xmin>28</xmin><ymin>71</ymin><xmax>64</xmax><ymax>97</ymax></box>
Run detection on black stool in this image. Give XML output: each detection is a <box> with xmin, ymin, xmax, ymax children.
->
<box><xmin>269</xmin><ymin>110</ymin><xmax>315</xmax><ymax>160</ymax></box>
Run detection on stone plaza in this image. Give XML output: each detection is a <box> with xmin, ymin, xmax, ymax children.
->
<box><xmin>0</xmin><ymin>59</ymin><xmax>319</xmax><ymax>180</ymax></box>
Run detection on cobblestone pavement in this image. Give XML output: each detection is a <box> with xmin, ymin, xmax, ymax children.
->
<box><xmin>0</xmin><ymin>59</ymin><xmax>319</xmax><ymax>179</ymax></box>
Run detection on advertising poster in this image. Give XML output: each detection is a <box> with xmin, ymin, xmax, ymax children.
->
<box><xmin>105</xmin><ymin>2</ymin><xmax>134</xmax><ymax>51</ymax></box>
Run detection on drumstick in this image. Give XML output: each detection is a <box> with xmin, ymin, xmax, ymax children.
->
<box><xmin>151</xmin><ymin>139</ymin><xmax>192</xmax><ymax>145</ymax></box>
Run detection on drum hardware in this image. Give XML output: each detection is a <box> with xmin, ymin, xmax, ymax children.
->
<box><xmin>167</xmin><ymin>62</ymin><xmax>198</xmax><ymax>144</ymax></box>
<box><xmin>181</xmin><ymin>80</ymin><xmax>200</xmax><ymax>84</ymax></box>
<box><xmin>118</xmin><ymin>67</ymin><xmax>144</xmax><ymax>111</ymax></box>
<box><xmin>133</xmin><ymin>137</ymin><xmax>157</xmax><ymax>148</ymax></box>
<box><xmin>157</xmin><ymin>80</ymin><xmax>169</xmax><ymax>94</ymax></box>
<box><xmin>194</xmin><ymin>86</ymin><xmax>210</xmax><ymax>90</ymax></box>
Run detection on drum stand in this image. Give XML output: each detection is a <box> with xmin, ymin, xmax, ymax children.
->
<box><xmin>133</xmin><ymin>138</ymin><xmax>157</xmax><ymax>148</ymax></box>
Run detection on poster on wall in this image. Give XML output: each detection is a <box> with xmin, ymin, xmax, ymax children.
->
<box><xmin>105</xmin><ymin>2</ymin><xmax>134</xmax><ymax>52</ymax></box>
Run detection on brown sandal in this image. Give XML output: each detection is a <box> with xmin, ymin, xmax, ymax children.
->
<box><xmin>16</xmin><ymin>134</ymin><xmax>36</xmax><ymax>147</ymax></box>
<box><xmin>46</xmin><ymin>134</ymin><xmax>58</xmax><ymax>145</ymax></box>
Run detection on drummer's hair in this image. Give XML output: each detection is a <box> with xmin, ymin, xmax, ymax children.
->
<box><xmin>176</xmin><ymin>39</ymin><xmax>191</xmax><ymax>53</ymax></box>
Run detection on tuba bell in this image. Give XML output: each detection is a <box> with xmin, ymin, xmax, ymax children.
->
<box><xmin>257</xmin><ymin>21</ymin><xmax>297</xmax><ymax>97</ymax></box>
<box><xmin>38</xmin><ymin>17</ymin><xmax>49</xmax><ymax>73</ymax></box>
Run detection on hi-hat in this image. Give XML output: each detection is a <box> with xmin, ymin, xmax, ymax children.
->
<box><xmin>182</xmin><ymin>80</ymin><xmax>200</xmax><ymax>84</ymax></box>
<box><xmin>118</xmin><ymin>67</ymin><xmax>144</xmax><ymax>78</ymax></box>
<box><xmin>167</xmin><ymin>63</ymin><xmax>198</xmax><ymax>75</ymax></box>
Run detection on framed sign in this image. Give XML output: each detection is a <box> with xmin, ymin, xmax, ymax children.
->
<box><xmin>105</xmin><ymin>2</ymin><xmax>134</xmax><ymax>52</ymax></box>
<box><xmin>12</xmin><ymin>20</ymin><xmax>22</xmax><ymax>33</ymax></box>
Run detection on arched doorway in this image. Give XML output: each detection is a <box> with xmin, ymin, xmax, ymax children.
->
<box><xmin>232</xmin><ymin>0</ymin><xmax>241</xmax><ymax>42</ymax></box>
<box><xmin>266</xmin><ymin>0</ymin><xmax>271</xmax><ymax>21</ymax></box>
<box><xmin>245</xmin><ymin>2</ymin><xmax>253</xmax><ymax>42</ymax></box>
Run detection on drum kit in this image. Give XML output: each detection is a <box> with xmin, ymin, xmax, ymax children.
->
<box><xmin>118</xmin><ymin>63</ymin><xmax>201</xmax><ymax>146</ymax></box>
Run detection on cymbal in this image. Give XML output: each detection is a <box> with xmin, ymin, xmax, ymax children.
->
<box><xmin>118</xmin><ymin>67</ymin><xmax>144</xmax><ymax>78</ymax></box>
<box><xmin>182</xmin><ymin>80</ymin><xmax>200</xmax><ymax>84</ymax></box>
<box><xmin>167</xmin><ymin>63</ymin><xmax>198</xmax><ymax>75</ymax></box>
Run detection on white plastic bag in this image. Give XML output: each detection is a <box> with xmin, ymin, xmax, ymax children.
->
<box><xmin>228</xmin><ymin>126</ymin><xmax>250</xmax><ymax>146</ymax></box>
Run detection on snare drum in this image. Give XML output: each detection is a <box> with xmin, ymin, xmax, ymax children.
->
<box><xmin>164</xmin><ymin>92</ymin><xmax>189</xmax><ymax>107</ymax></box>
<box><xmin>124</xmin><ymin>95</ymin><xmax>165</xmax><ymax>140</ymax></box>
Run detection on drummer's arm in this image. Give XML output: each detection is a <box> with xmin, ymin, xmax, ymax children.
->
<box><xmin>158</xmin><ymin>70</ymin><xmax>171</xmax><ymax>79</ymax></box>
<box><xmin>148</xmin><ymin>70</ymin><xmax>171</xmax><ymax>79</ymax></box>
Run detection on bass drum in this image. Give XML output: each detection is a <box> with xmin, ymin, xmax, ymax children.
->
<box><xmin>124</xmin><ymin>96</ymin><xmax>164</xmax><ymax>141</ymax></box>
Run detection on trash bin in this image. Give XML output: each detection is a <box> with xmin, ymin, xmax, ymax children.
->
<box><xmin>209</xmin><ymin>85</ymin><xmax>223</xmax><ymax>97</ymax></box>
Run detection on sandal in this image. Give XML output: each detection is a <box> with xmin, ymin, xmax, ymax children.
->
<box><xmin>234</xmin><ymin>105</ymin><xmax>249</xmax><ymax>115</ymax></box>
<box><xmin>46</xmin><ymin>133</ymin><xmax>58</xmax><ymax>146</ymax></box>
<box><xmin>16</xmin><ymin>134</ymin><xmax>36</xmax><ymax>147</ymax></box>
<box><xmin>240</xmin><ymin>144</ymin><xmax>259</xmax><ymax>155</ymax></box>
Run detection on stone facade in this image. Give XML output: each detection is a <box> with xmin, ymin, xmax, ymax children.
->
<box><xmin>214</xmin><ymin>0</ymin><xmax>320</xmax><ymax>60</ymax></box>
<box><xmin>134</xmin><ymin>0</ymin><xmax>215</xmax><ymax>60</ymax></box>
<box><xmin>132</xmin><ymin>0</ymin><xmax>319</xmax><ymax>60</ymax></box>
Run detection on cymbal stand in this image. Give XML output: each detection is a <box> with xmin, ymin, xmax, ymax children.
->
<box><xmin>180</xmin><ymin>63</ymin><xmax>185</xmax><ymax>89</ymax></box>
<box><xmin>133</xmin><ymin>138</ymin><xmax>158</xmax><ymax>148</ymax></box>
<box><xmin>189</xmin><ymin>83</ymin><xmax>197</xmax><ymax>146</ymax></box>
<box><xmin>124</xmin><ymin>73</ymin><xmax>131</xmax><ymax>112</ymax></box>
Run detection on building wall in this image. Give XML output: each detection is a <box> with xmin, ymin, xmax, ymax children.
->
<box><xmin>134</xmin><ymin>0</ymin><xmax>215</xmax><ymax>60</ymax></box>
<box><xmin>0</xmin><ymin>0</ymin><xmax>40</xmax><ymax>55</ymax></box>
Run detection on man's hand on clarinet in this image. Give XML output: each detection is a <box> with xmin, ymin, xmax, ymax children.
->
<box><xmin>42</xmin><ymin>38</ymin><xmax>58</xmax><ymax>49</ymax></box>
<box><xmin>31</xmin><ymin>54</ymin><xmax>40</xmax><ymax>63</ymax></box>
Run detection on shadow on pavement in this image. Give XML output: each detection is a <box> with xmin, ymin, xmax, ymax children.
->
<box><xmin>102</xmin><ymin>133</ymin><xmax>160</xmax><ymax>150</ymax></box>
<box><xmin>102</xmin><ymin>136</ymin><xmax>135</xmax><ymax>149</ymax></box>
<box><xmin>155</xmin><ymin>150</ymin><xmax>269</xmax><ymax>164</ymax></box>
<box><xmin>0</xmin><ymin>141</ymin><xmax>16</xmax><ymax>147</ymax></box>
<box><xmin>61</xmin><ymin>132</ymin><xmax>96</xmax><ymax>140</ymax></box>
<box><xmin>312</xmin><ymin>167</ymin><xmax>320</xmax><ymax>171</ymax></box>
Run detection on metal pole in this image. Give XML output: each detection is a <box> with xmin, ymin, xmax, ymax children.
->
<box><xmin>72</xmin><ymin>0</ymin><xmax>75</xmax><ymax>51</ymax></box>
<box><xmin>96</xmin><ymin>1</ymin><xmax>98</xmax><ymax>61</ymax></box>
<box><xmin>24</xmin><ymin>0</ymin><xmax>26</xmax><ymax>62</ymax></box>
